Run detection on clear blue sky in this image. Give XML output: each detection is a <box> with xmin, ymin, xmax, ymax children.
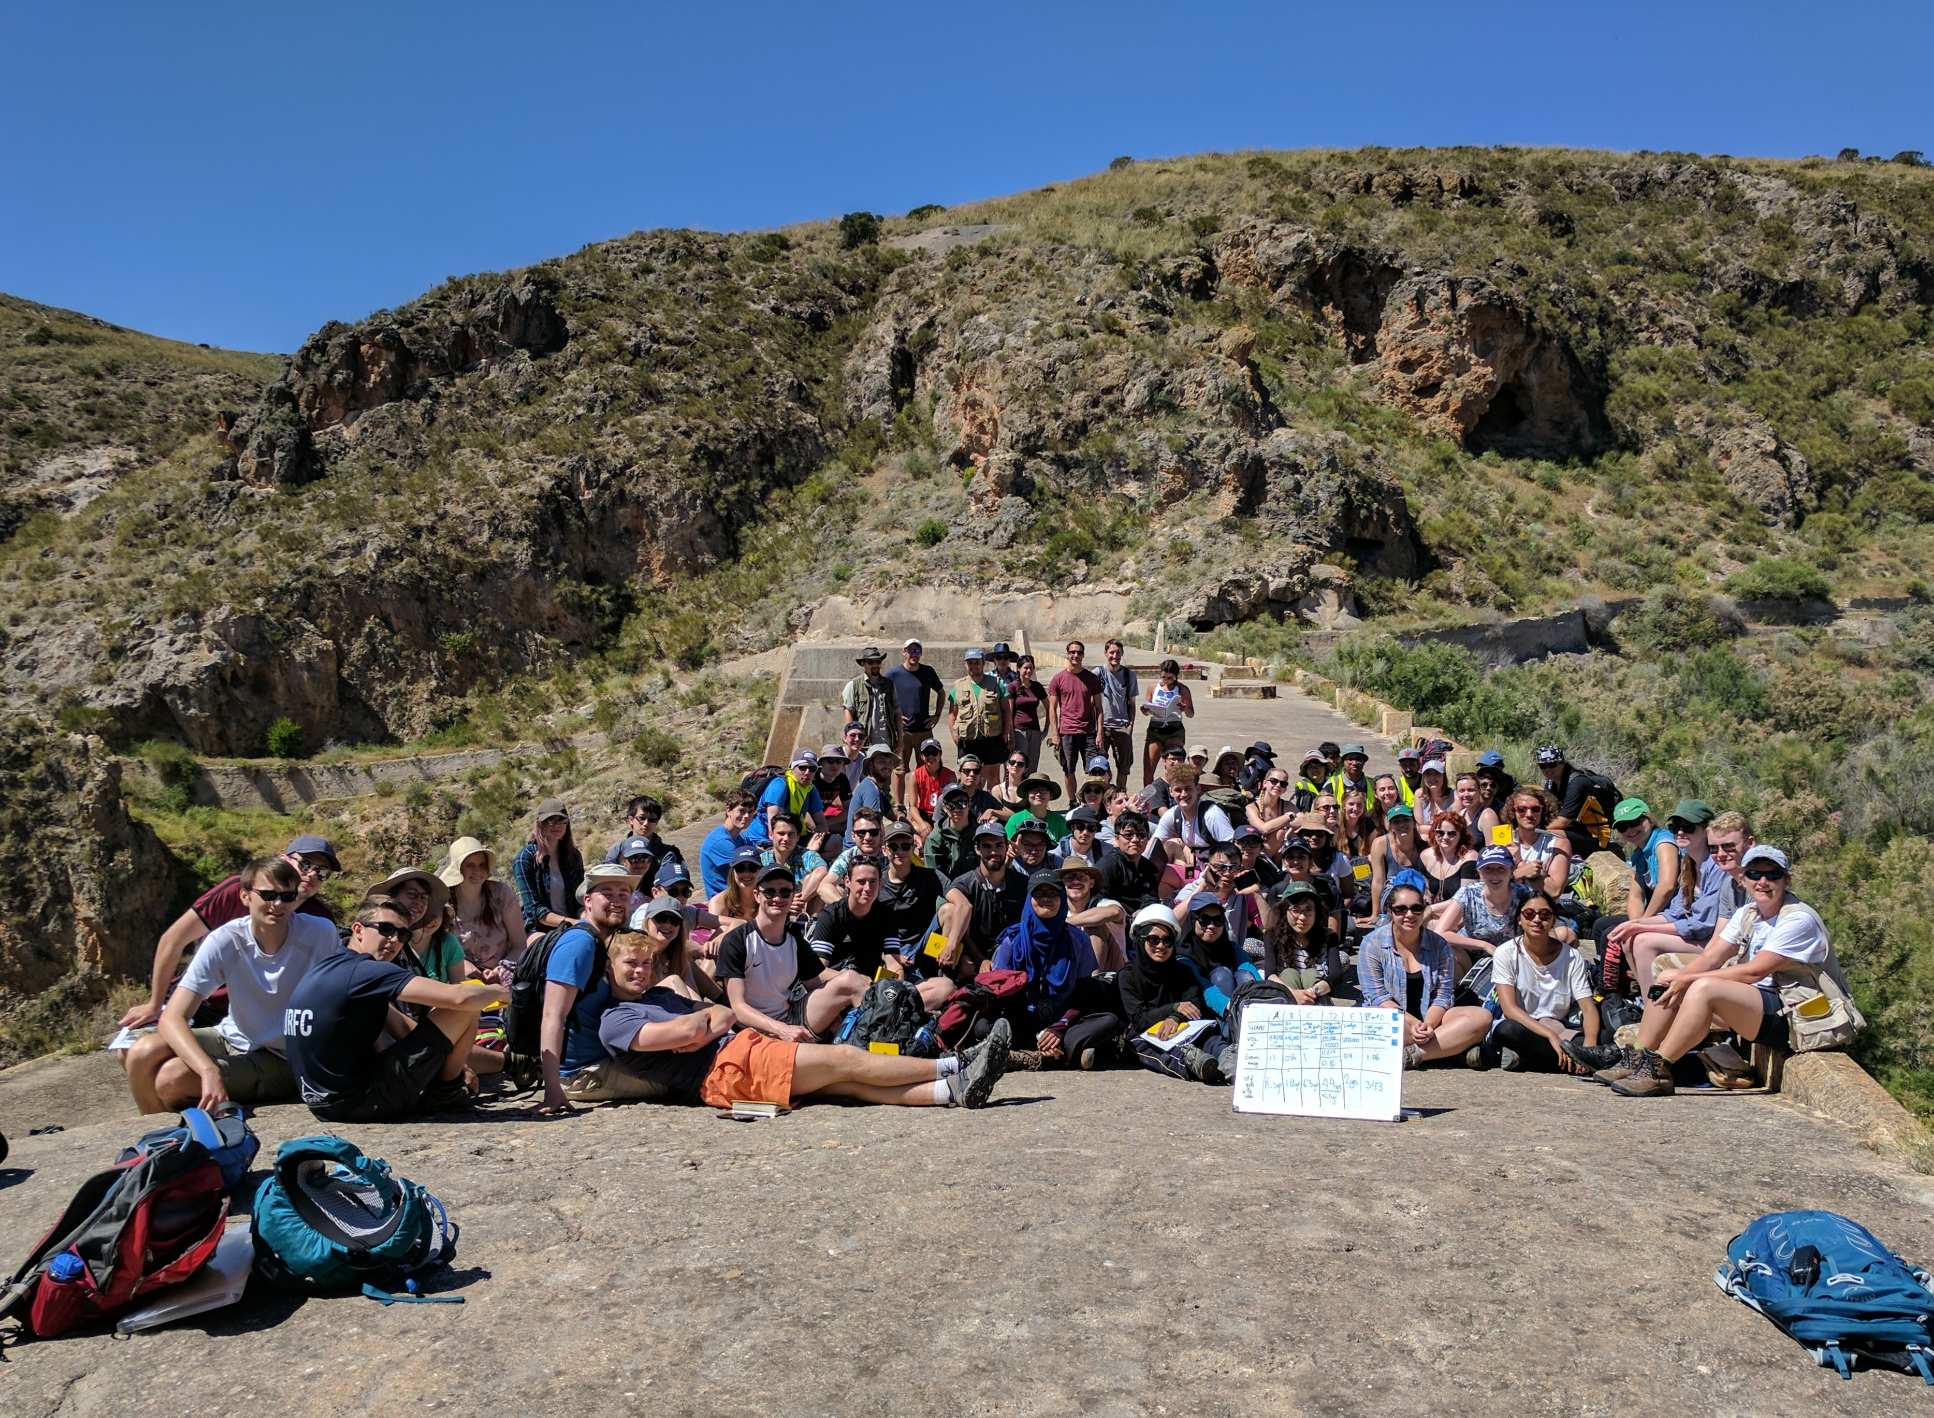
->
<box><xmin>4</xmin><ymin>1</ymin><xmax>1927</xmax><ymax>353</ymax></box>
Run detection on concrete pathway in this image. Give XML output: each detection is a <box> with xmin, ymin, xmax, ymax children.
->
<box><xmin>1176</xmin><ymin>663</ymin><xmax>1397</xmax><ymax>780</ymax></box>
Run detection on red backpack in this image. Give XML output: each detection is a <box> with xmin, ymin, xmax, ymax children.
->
<box><xmin>1</xmin><ymin>1112</ymin><xmax>234</xmax><ymax>1339</ymax></box>
<box><xmin>933</xmin><ymin>968</ymin><xmax>1030</xmax><ymax>1050</ymax></box>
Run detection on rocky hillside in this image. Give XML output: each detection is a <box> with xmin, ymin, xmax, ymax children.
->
<box><xmin>2</xmin><ymin>148</ymin><xmax>1931</xmax><ymax>761</ymax></box>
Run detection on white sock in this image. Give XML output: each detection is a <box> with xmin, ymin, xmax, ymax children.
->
<box><xmin>935</xmin><ymin>1055</ymin><xmax>961</xmax><ymax>1077</ymax></box>
<box><xmin>933</xmin><ymin>1079</ymin><xmax>955</xmax><ymax>1106</ymax></box>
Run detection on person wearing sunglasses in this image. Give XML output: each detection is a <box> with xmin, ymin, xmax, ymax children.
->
<box><xmin>1248</xmin><ymin>767</ymin><xmax>1299</xmax><ymax>853</ymax></box>
<box><xmin>709</xmin><ymin>845</ymin><xmax>767</xmax><ymax>932</ymax></box>
<box><xmin>1585</xmin><ymin>845</ymin><xmax>1846</xmax><ymax>1097</ymax></box>
<box><xmin>1355</xmin><ymin>877</ymin><xmax>1493</xmax><ymax>1069</ymax></box>
<box><xmin>120</xmin><ymin>833</ymin><xmax>341</xmax><ymax>1031</ymax></box>
<box><xmin>282</xmin><ymin>895</ymin><xmax>505</xmax><ymax>1121</ymax></box>
<box><xmin>1501</xmin><ymin>788</ymin><xmax>1571</xmax><ymax>897</ymax></box>
<box><xmin>1601</xmin><ymin>799</ymin><xmax>1725</xmax><ymax>997</ymax></box>
<box><xmin>1470</xmin><ymin>890</ymin><xmax>1600</xmax><ymax>1073</ymax></box>
<box><xmin>126</xmin><ymin>855</ymin><xmax>343</xmax><ymax>1114</ymax></box>
<box><xmin>716</xmin><ymin>864</ymin><xmax>868</xmax><ymax>1044</ymax></box>
<box><xmin>1119</xmin><ymin>904</ymin><xmax>1230</xmax><ymax>1083</ymax></box>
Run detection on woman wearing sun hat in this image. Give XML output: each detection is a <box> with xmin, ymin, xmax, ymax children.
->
<box><xmin>441</xmin><ymin>836</ymin><xmax>523</xmax><ymax>982</ymax></box>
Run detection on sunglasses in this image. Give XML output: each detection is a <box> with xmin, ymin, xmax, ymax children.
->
<box><xmin>1710</xmin><ymin>841</ymin><xmax>1743</xmax><ymax>854</ymax></box>
<box><xmin>758</xmin><ymin>886</ymin><xmax>796</xmax><ymax>901</ymax></box>
<box><xmin>1142</xmin><ymin>930</ymin><xmax>1175</xmax><ymax>946</ymax></box>
<box><xmin>293</xmin><ymin>856</ymin><xmax>335</xmax><ymax>879</ymax></box>
<box><xmin>1265</xmin><ymin>777</ymin><xmax>1289</xmax><ymax>787</ymax></box>
<box><xmin>853</xmin><ymin>827</ymin><xmax>881</xmax><ymax>838</ymax></box>
<box><xmin>1515</xmin><ymin>806</ymin><xmax>1543</xmax><ymax>817</ymax></box>
<box><xmin>1743</xmin><ymin>867</ymin><xmax>1786</xmax><ymax>881</ymax></box>
<box><xmin>667</xmin><ymin>884</ymin><xmax>693</xmax><ymax>899</ymax></box>
<box><xmin>1195</xmin><ymin>913</ymin><xmax>1226</xmax><ymax>926</ymax></box>
<box><xmin>251</xmin><ymin>888</ymin><xmax>299</xmax><ymax>904</ymax></box>
<box><xmin>1008</xmin><ymin>759</ymin><xmax>1026</xmax><ymax>767</ymax></box>
<box><xmin>887</xmin><ymin>840</ymin><xmax>913</xmax><ymax>851</ymax></box>
<box><xmin>1388</xmin><ymin>903</ymin><xmax>1426</xmax><ymax>916</ymax></box>
<box><xmin>731</xmin><ymin>864</ymin><xmax>760</xmax><ymax>875</ymax></box>
<box><xmin>1519</xmin><ymin>908</ymin><xmax>1556</xmax><ymax>923</ymax></box>
<box><xmin>363</xmin><ymin>919</ymin><xmax>412</xmax><ymax>940</ymax></box>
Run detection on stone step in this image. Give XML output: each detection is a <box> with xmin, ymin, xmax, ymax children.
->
<box><xmin>1211</xmin><ymin>683</ymin><xmax>1277</xmax><ymax>700</ymax></box>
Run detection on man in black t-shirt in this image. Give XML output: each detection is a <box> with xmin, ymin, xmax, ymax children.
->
<box><xmin>283</xmin><ymin>896</ymin><xmax>499</xmax><ymax>1122</ymax></box>
<box><xmin>884</xmin><ymin>639</ymin><xmax>946</xmax><ymax>812</ymax></box>
<box><xmin>877</xmin><ymin>822</ymin><xmax>947</xmax><ymax>968</ymax></box>
<box><xmin>809</xmin><ymin>855</ymin><xmax>954</xmax><ymax>1010</ymax></box>
<box><xmin>935</xmin><ymin>823</ymin><xmax>1029</xmax><ymax>980</ymax></box>
<box><xmin>1101</xmin><ymin>811</ymin><xmax>1163</xmax><ymax>915</ymax></box>
<box><xmin>1538</xmin><ymin>745</ymin><xmax>1621</xmax><ymax>861</ymax></box>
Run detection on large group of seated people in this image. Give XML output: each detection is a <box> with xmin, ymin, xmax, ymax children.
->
<box><xmin>114</xmin><ymin>636</ymin><xmax>1853</xmax><ymax>1122</ymax></box>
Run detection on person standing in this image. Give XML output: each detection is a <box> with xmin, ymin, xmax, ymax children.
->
<box><xmin>1046</xmin><ymin>640</ymin><xmax>1103</xmax><ymax>803</ymax></box>
<box><xmin>948</xmin><ymin>648</ymin><xmax>1011</xmax><ymax>767</ymax></box>
<box><xmin>1096</xmin><ymin>638</ymin><xmax>1140</xmax><ymax>790</ymax></box>
<box><xmin>841</xmin><ymin>647</ymin><xmax>893</xmax><ymax>748</ymax></box>
<box><xmin>1008</xmin><ymin>654</ymin><xmax>1048</xmax><ymax>773</ymax></box>
<box><xmin>884</xmin><ymin>640</ymin><xmax>945</xmax><ymax>813</ymax></box>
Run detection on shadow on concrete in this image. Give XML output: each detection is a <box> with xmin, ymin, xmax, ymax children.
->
<box><xmin>0</xmin><ymin>1167</ymin><xmax>31</xmax><ymax>1192</ymax></box>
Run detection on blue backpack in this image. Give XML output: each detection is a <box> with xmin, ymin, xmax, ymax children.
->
<box><xmin>250</xmin><ymin>1137</ymin><xmax>457</xmax><ymax>1300</ymax></box>
<box><xmin>119</xmin><ymin>1107</ymin><xmax>258</xmax><ymax>1192</ymax></box>
<box><xmin>1715</xmin><ymin>1210</ymin><xmax>1934</xmax><ymax>1382</ymax></box>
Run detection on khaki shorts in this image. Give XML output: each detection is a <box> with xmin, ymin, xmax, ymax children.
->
<box><xmin>562</xmin><ymin>1055</ymin><xmax>678</xmax><ymax>1105</ymax></box>
<box><xmin>190</xmin><ymin>1027</ymin><xmax>295</xmax><ymax>1103</ymax></box>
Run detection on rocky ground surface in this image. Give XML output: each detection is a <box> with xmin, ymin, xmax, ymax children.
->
<box><xmin>3</xmin><ymin>1050</ymin><xmax>1932</xmax><ymax>1415</ymax></box>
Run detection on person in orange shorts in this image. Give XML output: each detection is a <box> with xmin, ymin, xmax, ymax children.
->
<box><xmin>593</xmin><ymin>930</ymin><xmax>1012</xmax><ymax>1109</ymax></box>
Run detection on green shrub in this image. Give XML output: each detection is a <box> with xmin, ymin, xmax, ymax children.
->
<box><xmin>914</xmin><ymin>518</ymin><xmax>947</xmax><ymax>547</ymax></box>
<box><xmin>906</xmin><ymin>203</ymin><xmax>945</xmax><ymax>220</ymax></box>
<box><xmin>1108</xmin><ymin>155</ymin><xmax>1134</xmax><ymax>171</ymax></box>
<box><xmin>631</xmin><ymin>727</ymin><xmax>681</xmax><ymax>769</ymax></box>
<box><xmin>1617</xmin><ymin>587</ymin><xmax>1742</xmax><ymax>655</ymax></box>
<box><xmin>139</xmin><ymin>738</ymin><xmax>201</xmax><ymax>813</ymax></box>
<box><xmin>265</xmin><ymin>717</ymin><xmax>305</xmax><ymax>758</ymax></box>
<box><xmin>1725</xmin><ymin>556</ymin><xmax>1831</xmax><ymax>603</ymax></box>
<box><xmin>1887</xmin><ymin>376</ymin><xmax>1934</xmax><ymax>426</ymax></box>
<box><xmin>838</xmin><ymin>212</ymin><xmax>881</xmax><ymax>249</ymax></box>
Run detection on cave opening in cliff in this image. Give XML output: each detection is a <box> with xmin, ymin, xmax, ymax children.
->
<box><xmin>1469</xmin><ymin>381</ymin><xmax>1530</xmax><ymax>452</ymax></box>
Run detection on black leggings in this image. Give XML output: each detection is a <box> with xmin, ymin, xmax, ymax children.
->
<box><xmin>1491</xmin><ymin>1017</ymin><xmax>1565</xmax><ymax>1072</ymax></box>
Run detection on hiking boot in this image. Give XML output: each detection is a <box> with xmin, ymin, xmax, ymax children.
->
<box><xmin>420</xmin><ymin>1078</ymin><xmax>475</xmax><ymax>1113</ymax></box>
<box><xmin>1005</xmin><ymin>1049</ymin><xmax>1045</xmax><ymax>1072</ymax></box>
<box><xmin>1497</xmin><ymin>1047</ymin><xmax>1523</xmax><ymax>1072</ymax></box>
<box><xmin>1076</xmin><ymin>1045</ymin><xmax>1101</xmax><ymax>1071</ymax></box>
<box><xmin>1562</xmin><ymin>1038</ymin><xmax>1625</xmax><ymax>1074</ymax></box>
<box><xmin>1179</xmin><ymin>1044</ymin><xmax>1220</xmax><ymax>1083</ymax></box>
<box><xmin>1609</xmin><ymin>1050</ymin><xmax>1676</xmax><ymax>1098</ymax></box>
<box><xmin>1464</xmin><ymin>1042</ymin><xmax>1496</xmax><ymax>1071</ymax></box>
<box><xmin>1402</xmin><ymin>1044</ymin><xmax>1425</xmax><ymax>1070</ymax></box>
<box><xmin>953</xmin><ymin>1018</ymin><xmax>1010</xmax><ymax>1108</ymax></box>
<box><xmin>1591</xmin><ymin>1045</ymin><xmax>1643</xmax><ymax>1083</ymax></box>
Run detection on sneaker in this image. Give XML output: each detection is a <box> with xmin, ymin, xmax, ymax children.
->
<box><xmin>1004</xmin><ymin>1049</ymin><xmax>1045</xmax><ymax>1072</ymax></box>
<box><xmin>954</xmin><ymin>1018</ymin><xmax>1011</xmax><ymax>1108</ymax></box>
<box><xmin>1178</xmin><ymin>1044</ymin><xmax>1219</xmax><ymax>1083</ymax></box>
<box><xmin>1609</xmin><ymin>1050</ymin><xmax>1677</xmax><ymax>1098</ymax></box>
<box><xmin>1497</xmin><ymin>1047</ymin><xmax>1523</xmax><ymax>1072</ymax></box>
<box><xmin>1402</xmin><ymin>1044</ymin><xmax>1425</xmax><ymax>1070</ymax></box>
<box><xmin>1076</xmin><ymin>1045</ymin><xmax>1099</xmax><ymax>1071</ymax></box>
<box><xmin>1592</xmin><ymin>1045</ymin><xmax>1643</xmax><ymax>1084</ymax></box>
<box><xmin>1562</xmin><ymin>1038</ymin><xmax>1625</xmax><ymax>1074</ymax></box>
<box><xmin>1463</xmin><ymin>1043</ymin><xmax>1495</xmax><ymax>1071</ymax></box>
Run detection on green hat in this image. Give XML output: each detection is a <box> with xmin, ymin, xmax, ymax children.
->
<box><xmin>1611</xmin><ymin>797</ymin><xmax>1652</xmax><ymax>826</ymax></box>
<box><xmin>1278</xmin><ymin>879</ymin><xmax>1320</xmax><ymax>903</ymax></box>
<box><xmin>1667</xmin><ymin>798</ymin><xmax>1715</xmax><ymax>828</ymax></box>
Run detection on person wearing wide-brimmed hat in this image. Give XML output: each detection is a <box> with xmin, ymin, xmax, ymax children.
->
<box><xmin>1004</xmin><ymin>772</ymin><xmax>1069</xmax><ymax>844</ymax></box>
<box><xmin>363</xmin><ymin>865</ymin><xmax>462</xmax><ymax>981</ymax></box>
<box><xmin>441</xmin><ymin>836</ymin><xmax>524</xmax><ymax>982</ymax></box>
<box><xmin>841</xmin><ymin>646</ymin><xmax>893</xmax><ymax>748</ymax></box>
<box><xmin>511</xmin><ymin>798</ymin><xmax>585</xmax><ymax>945</ymax></box>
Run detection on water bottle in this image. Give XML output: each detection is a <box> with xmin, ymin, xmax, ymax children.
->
<box><xmin>48</xmin><ymin>1252</ymin><xmax>84</xmax><ymax>1283</ymax></box>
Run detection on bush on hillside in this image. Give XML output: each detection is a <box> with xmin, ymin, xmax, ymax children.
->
<box><xmin>265</xmin><ymin>717</ymin><xmax>304</xmax><ymax>758</ymax></box>
<box><xmin>914</xmin><ymin>518</ymin><xmax>947</xmax><ymax>547</ymax></box>
<box><xmin>1725</xmin><ymin>556</ymin><xmax>1832</xmax><ymax>603</ymax></box>
<box><xmin>838</xmin><ymin>212</ymin><xmax>881</xmax><ymax>249</ymax></box>
<box><xmin>1616</xmin><ymin>587</ymin><xmax>1743</xmax><ymax>655</ymax></box>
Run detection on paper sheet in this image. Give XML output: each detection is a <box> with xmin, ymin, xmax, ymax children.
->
<box><xmin>1137</xmin><ymin>1018</ymin><xmax>1217</xmax><ymax>1052</ymax></box>
<box><xmin>1231</xmin><ymin>1003</ymin><xmax>1404</xmax><ymax>1122</ymax></box>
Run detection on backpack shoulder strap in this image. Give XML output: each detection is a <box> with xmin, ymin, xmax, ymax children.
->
<box><xmin>180</xmin><ymin>1107</ymin><xmax>221</xmax><ymax>1154</ymax></box>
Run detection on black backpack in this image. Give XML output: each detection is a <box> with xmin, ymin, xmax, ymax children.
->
<box><xmin>503</xmin><ymin>923</ymin><xmax>577</xmax><ymax>1089</ymax></box>
<box><xmin>835</xmin><ymin>978</ymin><xmax>934</xmax><ymax>1056</ymax></box>
<box><xmin>740</xmin><ymin>765</ymin><xmax>786</xmax><ymax>802</ymax></box>
<box><xmin>1223</xmin><ymin>977</ymin><xmax>1298</xmax><ymax>1057</ymax></box>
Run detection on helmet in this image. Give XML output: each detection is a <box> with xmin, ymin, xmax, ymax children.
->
<box><xmin>1130</xmin><ymin>903</ymin><xmax>1182</xmax><ymax>942</ymax></box>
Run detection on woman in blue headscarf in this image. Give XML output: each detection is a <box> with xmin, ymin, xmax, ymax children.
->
<box><xmin>993</xmin><ymin>875</ymin><xmax>1121</xmax><ymax>1069</ymax></box>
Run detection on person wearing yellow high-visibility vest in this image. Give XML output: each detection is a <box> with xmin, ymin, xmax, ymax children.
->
<box><xmin>1292</xmin><ymin>749</ymin><xmax>1328</xmax><ymax>812</ymax></box>
<box><xmin>1327</xmin><ymin>744</ymin><xmax>1371</xmax><ymax>806</ymax></box>
<box><xmin>1393</xmin><ymin>744</ymin><xmax>1423</xmax><ymax>812</ymax></box>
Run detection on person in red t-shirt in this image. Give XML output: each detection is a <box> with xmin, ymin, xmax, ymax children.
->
<box><xmin>907</xmin><ymin>738</ymin><xmax>956</xmax><ymax>844</ymax></box>
<box><xmin>1047</xmin><ymin>641</ymin><xmax>1104</xmax><ymax>802</ymax></box>
<box><xmin>118</xmin><ymin>834</ymin><xmax>342</xmax><ymax>1029</ymax></box>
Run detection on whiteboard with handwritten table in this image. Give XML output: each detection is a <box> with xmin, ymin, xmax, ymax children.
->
<box><xmin>1230</xmin><ymin>1003</ymin><xmax>1404</xmax><ymax>1122</ymax></box>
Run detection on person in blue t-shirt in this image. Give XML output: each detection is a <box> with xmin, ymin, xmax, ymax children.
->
<box><xmin>538</xmin><ymin>863</ymin><xmax>641</xmax><ymax>1116</ymax></box>
<box><xmin>746</xmin><ymin>750</ymin><xmax>826</xmax><ymax>846</ymax></box>
<box><xmin>845</xmin><ymin>743</ymin><xmax>898</xmax><ymax>849</ymax></box>
<box><xmin>283</xmin><ymin>895</ymin><xmax>502</xmax><ymax>1121</ymax></box>
<box><xmin>699</xmin><ymin>791</ymin><xmax>758</xmax><ymax>896</ymax></box>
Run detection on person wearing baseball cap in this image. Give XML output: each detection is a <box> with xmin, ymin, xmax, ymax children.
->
<box><xmin>118</xmin><ymin>832</ymin><xmax>344</xmax><ymax>1032</ymax></box>
<box><xmin>886</xmin><ymin>640</ymin><xmax>946</xmax><ymax>813</ymax></box>
<box><xmin>1472</xmin><ymin>750</ymin><xmax>1518</xmax><ymax>821</ymax></box>
<box><xmin>843</xmin><ymin>744</ymin><xmax>899</xmax><ymax>852</ymax></box>
<box><xmin>842</xmin><ymin>646</ymin><xmax>892</xmax><ymax>749</ymax></box>
<box><xmin>927</xmin><ymin>782</ymin><xmax>978</xmax><ymax>880</ymax></box>
<box><xmin>1328</xmin><ymin>744</ymin><xmax>1371</xmax><ymax>808</ymax></box>
<box><xmin>1537</xmin><ymin>745</ymin><xmax>1623</xmax><ymax>862</ymax></box>
<box><xmin>1433</xmin><ymin>845</ymin><xmax>1534</xmax><ymax>981</ymax></box>
<box><xmin>811</xmin><ymin>743</ymin><xmax>855</xmax><ymax>842</ymax></box>
<box><xmin>1293</xmin><ymin>749</ymin><xmax>1329</xmax><ymax>811</ymax></box>
<box><xmin>527</xmin><ymin>859</ymin><xmax>642</xmax><ymax>1115</ymax></box>
<box><xmin>907</xmin><ymin>737</ymin><xmax>956</xmax><ymax>844</ymax></box>
<box><xmin>949</xmin><ymin>646</ymin><xmax>1012</xmax><ymax>771</ymax></box>
<box><xmin>746</xmin><ymin>748</ymin><xmax>828</xmax><ymax>850</ymax></box>
<box><xmin>1590</xmin><ymin>842</ymin><xmax>1844</xmax><ymax>1097</ymax></box>
<box><xmin>1598</xmin><ymin>799</ymin><xmax>1726</xmax><ymax>999</ymax></box>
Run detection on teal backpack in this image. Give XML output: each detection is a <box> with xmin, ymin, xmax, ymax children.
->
<box><xmin>250</xmin><ymin>1136</ymin><xmax>457</xmax><ymax>1301</ymax></box>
